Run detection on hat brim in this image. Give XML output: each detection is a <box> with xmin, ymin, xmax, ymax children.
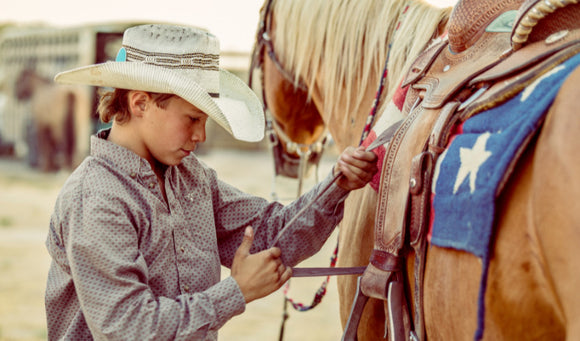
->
<box><xmin>54</xmin><ymin>62</ymin><xmax>265</xmax><ymax>142</ymax></box>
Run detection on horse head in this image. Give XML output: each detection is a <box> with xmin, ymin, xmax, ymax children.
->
<box><xmin>250</xmin><ymin>0</ymin><xmax>328</xmax><ymax>186</ymax></box>
<box><xmin>15</xmin><ymin>68</ymin><xmax>36</xmax><ymax>101</ymax></box>
<box><xmin>15</xmin><ymin>68</ymin><xmax>52</xmax><ymax>102</ymax></box>
<box><xmin>250</xmin><ymin>0</ymin><xmax>453</xmax><ymax>160</ymax></box>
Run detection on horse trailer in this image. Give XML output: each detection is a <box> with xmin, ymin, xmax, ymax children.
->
<box><xmin>0</xmin><ymin>23</ymin><xmax>136</xmax><ymax>169</ymax></box>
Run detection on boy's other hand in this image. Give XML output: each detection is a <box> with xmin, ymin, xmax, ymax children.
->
<box><xmin>334</xmin><ymin>146</ymin><xmax>378</xmax><ymax>191</ymax></box>
<box><xmin>231</xmin><ymin>226</ymin><xmax>292</xmax><ymax>303</ymax></box>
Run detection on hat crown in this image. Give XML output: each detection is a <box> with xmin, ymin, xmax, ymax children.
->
<box><xmin>123</xmin><ymin>24</ymin><xmax>219</xmax><ymax>56</ymax></box>
<box><xmin>119</xmin><ymin>24</ymin><xmax>221</xmax><ymax>96</ymax></box>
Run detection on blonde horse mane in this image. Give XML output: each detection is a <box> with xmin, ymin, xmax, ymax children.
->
<box><xmin>272</xmin><ymin>0</ymin><xmax>453</xmax><ymax>117</ymax></box>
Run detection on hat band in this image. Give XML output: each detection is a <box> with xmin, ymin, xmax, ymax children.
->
<box><xmin>115</xmin><ymin>45</ymin><xmax>221</xmax><ymax>97</ymax></box>
<box><xmin>123</xmin><ymin>45</ymin><xmax>220</xmax><ymax>71</ymax></box>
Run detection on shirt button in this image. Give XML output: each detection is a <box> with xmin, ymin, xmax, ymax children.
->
<box><xmin>149</xmin><ymin>182</ymin><xmax>155</xmax><ymax>188</ymax></box>
<box><xmin>180</xmin><ymin>246</ymin><xmax>185</xmax><ymax>253</ymax></box>
<box><xmin>130</xmin><ymin>172</ymin><xmax>136</xmax><ymax>178</ymax></box>
<box><xmin>183</xmin><ymin>285</ymin><xmax>190</xmax><ymax>292</ymax></box>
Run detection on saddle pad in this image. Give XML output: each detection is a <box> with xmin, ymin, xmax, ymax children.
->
<box><xmin>429</xmin><ymin>52</ymin><xmax>580</xmax><ymax>256</ymax></box>
<box><xmin>429</xmin><ymin>52</ymin><xmax>580</xmax><ymax>340</ymax></box>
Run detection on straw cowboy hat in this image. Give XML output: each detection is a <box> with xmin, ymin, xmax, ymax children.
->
<box><xmin>54</xmin><ymin>24</ymin><xmax>265</xmax><ymax>142</ymax></box>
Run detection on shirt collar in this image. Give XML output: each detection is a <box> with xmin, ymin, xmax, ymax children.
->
<box><xmin>91</xmin><ymin>129</ymin><xmax>152</xmax><ymax>178</ymax></box>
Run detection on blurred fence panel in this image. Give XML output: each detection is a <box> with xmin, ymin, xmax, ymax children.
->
<box><xmin>0</xmin><ymin>24</ymin><xmax>133</xmax><ymax>168</ymax></box>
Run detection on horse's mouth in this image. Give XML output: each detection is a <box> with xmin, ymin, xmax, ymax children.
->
<box><xmin>270</xmin><ymin>141</ymin><xmax>324</xmax><ymax>179</ymax></box>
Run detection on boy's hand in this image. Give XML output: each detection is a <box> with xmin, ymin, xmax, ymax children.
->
<box><xmin>334</xmin><ymin>146</ymin><xmax>378</xmax><ymax>191</ymax></box>
<box><xmin>231</xmin><ymin>226</ymin><xmax>292</xmax><ymax>303</ymax></box>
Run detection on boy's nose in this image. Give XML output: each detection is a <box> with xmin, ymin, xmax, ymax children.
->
<box><xmin>192</xmin><ymin>126</ymin><xmax>206</xmax><ymax>143</ymax></box>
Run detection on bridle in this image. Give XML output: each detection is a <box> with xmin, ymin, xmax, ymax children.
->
<box><xmin>249</xmin><ymin>0</ymin><xmax>330</xmax><ymax>198</ymax></box>
<box><xmin>249</xmin><ymin>0</ymin><xmax>308</xmax><ymax>93</ymax></box>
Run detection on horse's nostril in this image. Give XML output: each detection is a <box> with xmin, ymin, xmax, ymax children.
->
<box><xmin>286</xmin><ymin>141</ymin><xmax>298</xmax><ymax>154</ymax></box>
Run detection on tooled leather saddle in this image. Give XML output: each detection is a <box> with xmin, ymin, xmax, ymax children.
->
<box><xmin>342</xmin><ymin>0</ymin><xmax>580</xmax><ymax>340</ymax></box>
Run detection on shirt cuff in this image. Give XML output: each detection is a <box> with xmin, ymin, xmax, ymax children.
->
<box><xmin>315</xmin><ymin>170</ymin><xmax>350</xmax><ymax>214</ymax></box>
<box><xmin>205</xmin><ymin>276</ymin><xmax>246</xmax><ymax>329</ymax></box>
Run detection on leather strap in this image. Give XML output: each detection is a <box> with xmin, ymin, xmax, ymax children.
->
<box><xmin>291</xmin><ymin>266</ymin><xmax>366</xmax><ymax>277</ymax></box>
<box><xmin>342</xmin><ymin>276</ymin><xmax>370</xmax><ymax>341</ymax></box>
<box><xmin>408</xmin><ymin>101</ymin><xmax>461</xmax><ymax>341</ymax></box>
<box><xmin>410</xmin><ymin>235</ymin><xmax>428</xmax><ymax>341</ymax></box>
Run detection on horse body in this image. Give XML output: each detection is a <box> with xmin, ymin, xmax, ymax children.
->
<box><xmin>16</xmin><ymin>69</ymin><xmax>76</xmax><ymax>171</ymax></box>
<box><xmin>252</xmin><ymin>0</ymin><xmax>580</xmax><ymax>339</ymax></box>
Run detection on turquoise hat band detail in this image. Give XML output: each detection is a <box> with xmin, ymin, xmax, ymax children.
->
<box><xmin>116</xmin><ymin>47</ymin><xmax>127</xmax><ymax>62</ymax></box>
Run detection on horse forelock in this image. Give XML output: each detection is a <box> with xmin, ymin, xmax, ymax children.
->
<box><xmin>271</xmin><ymin>0</ymin><xmax>453</xmax><ymax>127</ymax></box>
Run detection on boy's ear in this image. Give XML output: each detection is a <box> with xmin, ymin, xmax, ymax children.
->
<box><xmin>128</xmin><ymin>91</ymin><xmax>149</xmax><ymax>117</ymax></box>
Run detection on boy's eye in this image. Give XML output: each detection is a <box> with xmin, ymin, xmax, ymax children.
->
<box><xmin>189</xmin><ymin>117</ymin><xmax>200</xmax><ymax>123</ymax></box>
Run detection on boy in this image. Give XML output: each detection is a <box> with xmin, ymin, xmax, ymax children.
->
<box><xmin>45</xmin><ymin>24</ymin><xmax>377</xmax><ymax>340</ymax></box>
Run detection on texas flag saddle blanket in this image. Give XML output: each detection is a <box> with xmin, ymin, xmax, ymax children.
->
<box><xmin>429</xmin><ymin>52</ymin><xmax>580</xmax><ymax>257</ymax></box>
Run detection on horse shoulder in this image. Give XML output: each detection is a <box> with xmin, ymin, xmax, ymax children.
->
<box><xmin>530</xmin><ymin>63</ymin><xmax>580</xmax><ymax>337</ymax></box>
<box><xmin>477</xmin><ymin>65</ymin><xmax>580</xmax><ymax>339</ymax></box>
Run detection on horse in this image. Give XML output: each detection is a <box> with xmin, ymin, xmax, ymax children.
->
<box><xmin>250</xmin><ymin>0</ymin><xmax>452</xmax><ymax>339</ymax></box>
<box><xmin>15</xmin><ymin>68</ymin><xmax>76</xmax><ymax>172</ymax></box>
<box><xmin>252</xmin><ymin>0</ymin><xmax>580</xmax><ymax>339</ymax></box>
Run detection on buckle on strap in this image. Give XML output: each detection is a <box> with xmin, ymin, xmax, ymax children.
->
<box><xmin>370</xmin><ymin>249</ymin><xmax>404</xmax><ymax>272</ymax></box>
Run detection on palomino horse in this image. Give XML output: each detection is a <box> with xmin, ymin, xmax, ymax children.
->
<box><xmin>250</xmin><ymin>0</ymin><xmax>452</xmax><ymax>339</ymax></box>
<box><xmin>15</xmin><ymin>68</ymin><xmax>76</xmax><ymax>172</ymax></box>
<box><xmin>253</xmin><ymin>0</ymin><xmax>580</xmax><ymax>339</ymax></box>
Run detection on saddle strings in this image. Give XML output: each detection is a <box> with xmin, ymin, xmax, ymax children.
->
<box><xmin>359</xmin><ymin>3</ymin><xmax>410</xmax><ymax>144</ymax></box>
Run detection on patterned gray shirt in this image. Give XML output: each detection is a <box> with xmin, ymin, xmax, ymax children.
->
<box><xmin>45</xmin><ymin>131</ymin><xmax>348</xmax><ymax>340</ymax></box>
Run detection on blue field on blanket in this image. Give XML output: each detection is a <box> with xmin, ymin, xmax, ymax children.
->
<box><xmin>429</xmin><ymin>52</ymin><xmax>580</xmax><ymax>340</ymax></box>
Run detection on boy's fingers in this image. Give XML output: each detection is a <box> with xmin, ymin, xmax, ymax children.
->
<box><xmin>280</xmin><ymin>267</ymin><xmax>292</xmax><ymax>283</ymax></box>
<box><xmin>236</xmin><ymin>226</ymin><xmax>254</xmax><ymax>256</ymax></box>
<box><xmin>268</xmin><ymin>247</ymin><xmax>282</xmax><ymax>258</ymax></box>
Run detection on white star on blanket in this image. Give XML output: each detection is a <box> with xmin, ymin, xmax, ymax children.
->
<box><xmin>453</xmin><ymin>132</ymin><xmax>492</xmax><ymax>194</ymax></box>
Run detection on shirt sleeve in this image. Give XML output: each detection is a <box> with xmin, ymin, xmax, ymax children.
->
<box><xmin>211</xmin><ymin>168</ymin><xmax>350</xmax><ymax>268</ymax></box>
<box><xmin>61</xmin><ymin>184</ymin><xmax>245</xmax><ymax>340</ymax></box>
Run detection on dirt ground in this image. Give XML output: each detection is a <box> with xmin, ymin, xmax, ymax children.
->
<box><xmin>0</xmin><ymin>146</ymin><xmax>347</xmax><ymax>341</ymax></box>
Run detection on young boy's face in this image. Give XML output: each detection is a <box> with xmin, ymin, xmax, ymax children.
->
<box><xmin>140</xmin><ymin>95</ymin><xmax>208</xmax><ymax>166</ymax></box>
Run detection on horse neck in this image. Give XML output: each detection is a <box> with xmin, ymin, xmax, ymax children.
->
<box><xmin>271</xmin><ymin>0</ymin><xmax>452</xmax><ymax>149</ymax></box>
<box><xmin>32</xmin><ymin>73</ymin><xmax>51</xmax><ymax>88</ymax></box>
<box><xmin>323</xmin><ymin>2</ymin><xmax>452</xmax><ymax>150</ymax></box>
<box><xmin>309</xmin><ymin>71</ymin><xmax>382</xmax><ymax>150</ymax></box>
<box><xmin>22</xmin><ymin>71</ymin><xmax>52</xmax><ymax>93</ymax></box>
